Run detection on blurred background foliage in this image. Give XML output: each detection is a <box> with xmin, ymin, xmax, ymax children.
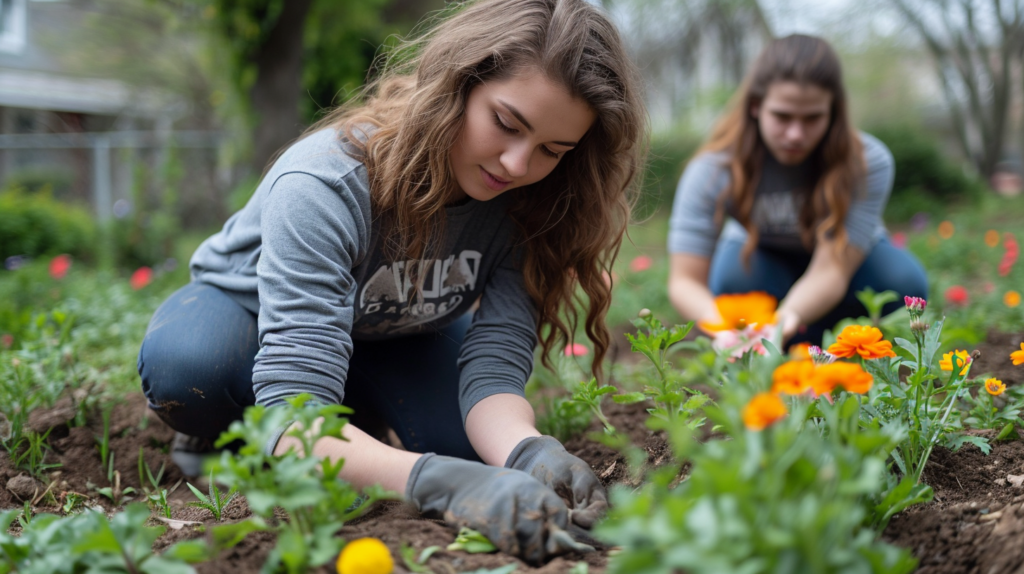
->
<box><xmin>2</xmin><ymin>0</ymin><xmax>1020</xmax><ymax>270</ymax></box>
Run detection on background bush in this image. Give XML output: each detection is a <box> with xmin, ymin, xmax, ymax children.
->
<box><xmin>0</xmin><ymin>187</ymin><xmax>97</xmax><ymax>262</ymax></box>
<box><xmin>636</xmin><ymin>133</ymin><xmax>700</xmax><ymax>219</ymax></box>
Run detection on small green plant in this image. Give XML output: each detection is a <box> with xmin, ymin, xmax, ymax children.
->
<box><xmin>208</xmin><ymin>394</ymin><xmax>397</xmax><ymax>574</ymax></box>
<box><xmin>570</xmin><ymin>378</ymin><xmax>617</xmax><ymax>434</ymax></box>
<box><xmin>446</xmin><ymin>527</ymin><xmax>497</xmax><ymax>553</ymax></box>
<box><xmin>957</xmin><ymin>378</ymin><xmax>1020</xmax><ymax>439</ymax></box>
<box><xmin>96</xmin><ymin>406</ymin><xmax>113</xmax><ymax>473</ymax></box>
<box><xmin>855</xmin><ymin>287</ymin><xmax>900</xmax><ymax>327</ymax></box>
<box><xmin>60</xmin><ymin>491</ymin><xmax>88</xmax><ymax>515</ymax></box>
<box><xmin>400</xmin><ymin>542</ymin><xmax>441</xmax><ymax>573</ymax></box>
<box><xmin>94</xmin><ymin>467</ymin><xmax>136</xmax><ymax>507</ymax></box>
<box><xmin>17</xmin><ymin>500</ymin><xmax>33</xmax><ymax>528</ymax></box>
<box><xmin>186</xmin><ymin>471</ymin><xmax>239</xmax><ymax>521</ymax></box>
<box><xmin>10</xmin><ymin>429</ymin><xmax>61</xmax><ymax>480</ymax></box>
<box><xmin>535</xmin><ymin>395</ymin><xmax>592</xmax><ymax>443</ymax></box>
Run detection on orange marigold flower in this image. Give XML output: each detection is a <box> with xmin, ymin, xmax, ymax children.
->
<box><xmin>742</xmin><ymin>392</ymin><xmax>787</xmax><ymax>431</ymax></box>
<box><xmin>940</xmin><ymin>350</ymin><xmax>972</xmax><ymax>375</ymax></box>
<box><xmin>938</xmin><ymin>220</ymin><xmax>955</xmax><ymax>239</ymax></box>
<box><xmin>699</xmin><ymin>292</ymin><xmax>778</xmax><ymax>333</ymax></box>
<box><xmin>771</xmin><ymin>360</ymin><xmax>816</xmax><ymax>395</ymax></box>
<box><xmin>985</xmin><ymin>378</ymin><xmax>1006</xmax><ymax>396</ymax></box>
<box><xmin>827</xmin><ymin>325</ymin><xmax>897</xmax><ymax>360</ymax></box>
<box><xmin>1005</xmin><ymin>290</ymin><xmax>1021</xmax><ymax>308</ymax></box>
<box><xmin>1012</xmin><ymin>343</ymin><xmax>1024</xmax><ymax>366</ymax></box>
<box><xmin>986</xmin><ymin>229</ymin><xmax>1001</xmax><ymax>247</ymax></box>
<box><xmin>789</xmin><ymin>343</ymin><xmax>812</xmax><ymax>360</ymax></box>
<box><xmin>812</xmin><ymin>362</ymin><xmax>874</xmax><ymax>395</ymax></box>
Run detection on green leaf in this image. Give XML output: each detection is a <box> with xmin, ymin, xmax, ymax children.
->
<box><xmin>945</xmin><ymin>434</ymin><xmax>992</xmax><ymax>455</ymax></box>
<box><xmin>459</xmin><ymin>565</ymin><xmax>517</xmax><ymax>574</ymax></box>
<box><xmin>612</xmin><ymin>392</ymin><xmax>647</xmax><ymax>404</ymax></box>
<box><xmin>447</xmin><ymin>527</ymin><xmax>498</xmax><ymax>554</ymax></box>
<box><xmin>210</xmin><ymin>518</ymin><xmax>268</xmax><ymax>551</ymax></box>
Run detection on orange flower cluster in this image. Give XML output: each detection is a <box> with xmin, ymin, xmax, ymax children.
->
<box><xmin>985</xmin><ymin>378</ymin><xmax>1006</xmax><ymax>396</ymax></box>
<box><xmin>1012</xmin><ymin>343</ymin><xmax>1024</xmax><ymax>366</ymax></box>
<box><xmin>827</xmin><ymin>325</ymin><xmax>897</xmax><ymax>360</ymax></box>
<box><xmin>939</xmin><ymin>350</ymin><xmax>972</xmax><ymax>376</ymax></box>
<box><xmin>699</xmin><ymin>292</ymin><xmax>778</xmax><ymax>333</ymax></box>
<box><xmin>770</xmin><ymin>359</ymin><xmax>874</xmax><ymax>397</ymax></box>
<box><xmin>742</xmin><ymin>392</ymin><xmax>788</xmax><ymax>431</ymax></box>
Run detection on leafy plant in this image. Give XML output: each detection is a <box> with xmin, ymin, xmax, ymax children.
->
<box><xmin>186</xmin><ymin>471</ymin><xmax>239</xmax><ymax>521</ymax></box>
<box><xmin>208</xmin><ymin>394</ymin><xmax>397</xmax><ymax>574</ymax></box>
<box><xmin>400</xmin><ymin>542</ymin><xmax>441</xmax><ymax>573</ymax></box>
<box><xmin>446</xmin><ymin>527</ymin><xmax>497</xmax><ymax>554</ymax></box>
<box><xmin>9</xmin><ymin>429</ymin><xmax>61</xmax><ymax>480</ymax></box>
<box><xmin>570</xmin><ymin>378</ymin><xmax>617</xmax><ymax>434</ymax></box>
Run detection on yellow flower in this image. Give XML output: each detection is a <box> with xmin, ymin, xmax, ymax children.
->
<box><xmin>940</xmin><ymin>350</ymin><xmax>972</xmax><ymax>375</ymax></box>
<box><xmin>812</xmin><ymin>362</ymin><xmax>874</xmax><ymax>395</ymax></box>
<box><xmin>771</xmin><ymin>360</ymin><xmax>816</xmax><ymax>395</ymax></box>
<box><xmin>1005</xmin><ymin>290</ymin><xmax>1021</xmax><ymax>308</ymax></box>
<box><xmin>986</xmin><ymin>229</ymin><xmax>1001</xmax><ymax>247</ymax></box>
<box><xmin>337</xmin><ymin>538</ymin><xmax>394</xmax><ymax>574</ymax></box>
<box><xmin>699</xmin><ymin>292</ymin><xmax>778</xmax><ymax>333</ymax></box>
<box><xmin>1012</xmin><ymin>343</ymin><xmax>1024</xmax><ymax>366</ymax></box>
<box><xmin>938</xmin><ymin>220</ymin><xmax>955</xmax><ymax>239</ymax></box>
<box><xmin>742</xmin><ymin>392</ymin><xmax>787</xmax><ymax>431</ymax></box>
<box><xmin>985</xmin><ymin>378</ymin><xmax>1006</xmax><ymax>396</ymax></box>
<box><xmin>827</xmin><ymin>325</ymin><xmax>897</xmax><ymax>360</ymax></box>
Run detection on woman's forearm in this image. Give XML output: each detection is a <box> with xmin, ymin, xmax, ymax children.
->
<box><xmin>275</xmin><ymin>421</ymin><xmax>422</xmax><ymax>493</ymax></box>
<box><xmin>669</xmin><ymin>274</ymin><xmax>720</xmax><ymax>324</ymax></box>
<box><xmin>778</xmin><ymin>265</ymin><xmax>847</xmax><ymax>326</ymax></box>
<box><xmin>465</xmin><ymin>393</ymin><xmax>541</xmax><ymax>466</ymax></box>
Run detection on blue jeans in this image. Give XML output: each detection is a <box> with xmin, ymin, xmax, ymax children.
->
<box><xmin>138</xmin><ymin>282</ymin><xmax>479</xmax><ymax>460</ymax></box>
<box><xmin>708</xmin><ymin>238</ymin><xmax>928</xmax><ymax>345</ymax></box>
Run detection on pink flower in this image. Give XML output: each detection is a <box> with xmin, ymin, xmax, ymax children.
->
<box><xmin>983</xmin><ymin>282</ymin><xmax>996</xmax><ymax>294</ymax></box>
<box><xmin>629</xmin><ymin>255</ymin><xmax>652</xmax><ymax>272</ymax></box>
<box><xmin>564</xmin><ymin>343</ymin><xmax>589</xmax><ymax>357</ymax></box>
<box><xmin>904</xmin><ymin>296</ymin><xmax>926</xmax><ymax>312</ymax></box>
<box><xmin>891</xmin><ymin>232</ymin><xmax>907</xmax><ymax>249</ymax></box>
<box><xmin>712</xmin><ymin>325</ymin><xmax>772</xmax><ymax>360</ymax></box>
<box><xmin>0</xmin><ymin>334</ymin><xmax>12</xmax><ymax>349</ymax></box>
<box><xmin>48</xmin><ymin>254</ymin><xmax>71</xmax><ymax>280</ymax></box>
<box><xmin>130</xmin><ymin>267</ymin><xmax>153</xmax><ymax>290</ymax></box>
<box><xmin>945</xmin><ymin>285</ymin><xmax>969</xmax><ymax>306</ymax></box>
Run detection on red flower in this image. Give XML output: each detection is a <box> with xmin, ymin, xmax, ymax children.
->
<box><xmin>564</xmin><ymin>343</ymin><xmax>589</xmax><ymax>357</ymax></box>
<box><xmin>629</xmin><ymin>255</ymin><xmax>652</xmax><ymax>272</ymax></box>
<box><xmin>891</xmin><ymin>232</ymin><xmax>907</xmax><ymax>249</ymax></box>
<box><xmin>130</xmin><ymin>267</ymin><xmax>153</xmax><ymax>290</ymax></box>
<box><xmin>0</xmin><ymin>334</ymin><xmax>12</xmax><ymax>349</ymax></box>
<box><xmin>48</xmin><ymin>254</ymin><xmax>71</xmax><ymax>280</ymax></box>
<box><xmin>945</xmin><ymin>285</ymin><xmax>969</xmax><ymax>306</ymax></box>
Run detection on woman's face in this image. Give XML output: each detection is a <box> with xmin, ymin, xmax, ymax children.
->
<box><xmin>450</xmin><ymin>68</ymin><xmax>596</xmax><ymax>202</ymax></box>
<box><xmin>751</xmin><ymin>81</ymin><xmax>833</xmax><ymax>166</ymax></box>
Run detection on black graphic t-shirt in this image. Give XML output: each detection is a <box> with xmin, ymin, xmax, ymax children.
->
<box><xmin>189</xmin><ymin>128</ymin><xmax>537</xmax><ymax>421</ymax></box>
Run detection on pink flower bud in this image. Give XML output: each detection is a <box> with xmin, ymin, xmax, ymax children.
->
<box><xmin>564</xmin><ymin>343</ymin><xmax>589</xmax><ymax>357</ymax></box>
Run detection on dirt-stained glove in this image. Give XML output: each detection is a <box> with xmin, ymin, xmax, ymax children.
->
<box><xmin>406</xmin><ymin>453</ymin><xmax>593</xmax><ymax>564</ymax></box>
<box><xmin>504</xmin><ymin>435</ymin><xmax>608</xmax><ymax>528</ymax></box>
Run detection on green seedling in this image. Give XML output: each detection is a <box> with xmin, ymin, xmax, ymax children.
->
<box><xmin>11</xmin><ymin>429</ymin><xmax>61</xmax><ymax>480</ymax></box>
<box><xmin>61</xmin><ymin>491</ymin><xmax>88</xmax><ymax>515</ymax></box>
<box><xmin>855</xmin><ymin>287</ymin><xmax>900</xmax><ymax>327</ymax></box>
<box><xmin>186</xmin><ymin>471</ymin><xmax>239</xmax><ymax>521</ymax></box>
<box><xmin>17</xmin><ymin>500</ymin><xmax>33</xmax><ymax>528</ymax></box>
<box><xmin>570</xmin><ymin>378</ymin><xmax>617</xmax><ymax>434</ymax></box>
<box><xmin>95</xmin><ymin>406</ymin><xmax>112</xmax><ymax>473</ymax></box>
<box><xmin>446</xmin><ymin>527</ymin><xmax>497</xmax><ymax>554</ymax></box>
<box><xmin>136</xmin><ymin>446</ymin><xmax>165</xmax><ymax>495</ymax></box>
<box><xmin>95</xmin><ymin>469</ymin><xmax>135</xmax><ymax>507</ymax></box>
<box><xmin>400</xmin><ymin>542</ymin><xmax>441</xmax><ymax>573</ymax></box>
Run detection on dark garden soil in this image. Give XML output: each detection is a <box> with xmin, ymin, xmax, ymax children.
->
<box><xmin>5</xmin><ymin>331</ymin><xmax>1024</xmax><ymax>572</ymax></box>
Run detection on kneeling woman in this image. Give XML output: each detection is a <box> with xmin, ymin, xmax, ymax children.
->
<box><xmin>138</xmin><ymin>0</ymin><xmax>646</xmax><ymax>563</ymax></box>
<box><xmin>668</xmin><ymin>34</ymin><xmax>927</xmax><ymax>345</ymax></box>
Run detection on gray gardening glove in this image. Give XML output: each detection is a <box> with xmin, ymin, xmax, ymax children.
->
<box><xmin>504</xmin><ymin>435</ymin><xmax>608</xmax><ymax>528</ymax></box>
<box><xmin>406</xmin><ymin>453</ymin><xmax>593</xmax><ymax>564</ymax></box>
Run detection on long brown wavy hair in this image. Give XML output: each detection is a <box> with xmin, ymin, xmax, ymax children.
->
<box><xmin>698</xmin><ymin>34</ymin><xmax>865</xmax><ymax>262</ymax></box>
<box><xmin>306</xmin><ymin>0</ymin><xmax>647</xmax><ymax>377</ymax></box>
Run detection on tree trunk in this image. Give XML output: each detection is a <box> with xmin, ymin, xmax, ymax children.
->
<box><xmin>248</xmin><ymin>0</ymin><xmax>314</xmax><ymax>174</ymax></box>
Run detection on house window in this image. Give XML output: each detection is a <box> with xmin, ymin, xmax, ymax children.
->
<box><xmin>0</xmin><ymin>0</ymin><xmax>26</xmax><ymax>54</ymax></box>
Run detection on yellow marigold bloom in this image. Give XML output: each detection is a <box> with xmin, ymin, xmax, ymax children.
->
<box><xmin>742</xmin><ymin>392</ymin><xmax>787</xmax><ymax>431</ymax></box>
<box><xmin>337</xmin><ymin>538</ymin><xmax>394</xmax><ymax>574</ymax></box>
<box><xmin>1012</xmin><ymin>343</ymin><xmax>1024</xmax><ymax>366</ymax></box>
<box><xmin>986</xmin><ymin>229</ymin><xmax>1001</xmax><ymax>247</ymax></box>
<box><xmin>985</xmin><ymin>378</ymin><xmax>1006</xmax><ymax>396</ymax></box>
<box><xmin>1005</xmin><ymin>290</ymin><xmax>1021</xmax><ymax>308</ymax></box>
<box><xmin>812</xmin><ymin>362</ymin><xmax>874</xmax><ymax>395</ymax></box>
<box><xmin>699</xmin><ymin>291</ymin><xmax>778</xmax><ymax>333</ymax></box>
<box><xmin>771</xmin><ymin>360</ymin><xmax>816</xmax><ymax>395</ymax></box>
<box><xmin>827</xmin><ymin>325</ymin><xmax>897</xmax><ymax>360</ymax></box>
<box><xmin>940</xmin><ymin>350</ymin><xmax>972</xmax><ymax>375</ymax></box>
<box><xmin>789</xmin><ymin>342</ymin><xmax>812</xmax><ymax>360</ymax></box>
<box><xmin>938</xmin><ymin>220</ymin><xmax>955</xmax><ymax>239</ymax></box>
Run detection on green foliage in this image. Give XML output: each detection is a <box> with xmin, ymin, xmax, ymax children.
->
<box><xmin>446</xmin><ymin>527</ymin><xmax>498</xmax><ymax>554</ymax></box>
<box><xmin>0</xmin><ymin>188</ymin><xmax>97</xmax><ymax>262</ymax></box>
<box><xmin>535</xmin><ymin>395</ymin><xmax>592</xmax><ymax>443</ymax></box>
<box><xmin>870</xmin><ymin>124</ymin><xmax>986</xmax><ymax>220</ymax></box>
<box><xmin>0</xmin><ymin>503</ymin><xmax>205</xmax><ymax>574</ymax></box>
<box><xmin>635</xmin><ymin>133</ymin><xmax>701</xmax><ymax>219</ymax></box>
<box><xmin>209</xmin><ymin>394</ymin><xmax>397</xmax><ymax>574</ymax></box>
<box><xmin>186</xmin><ymin>471</ymin><xmax>239</xmax><ymax>521</ymax></box>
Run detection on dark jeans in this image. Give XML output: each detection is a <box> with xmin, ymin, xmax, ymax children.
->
<box><xmin>708</xmin><ymin>237</ymin><xmax>929</xmax><ymax>345</ymax></box>
<box><xmin>138</xmin><ymin>282</ymin><xmax>479</xmax><ymax>460</ymax></box>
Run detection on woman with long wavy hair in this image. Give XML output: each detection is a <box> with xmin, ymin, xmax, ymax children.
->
<box><xmin>137</xmin><ymin>0</ymin><xmax>646</xmax><ymax>562</ymax></box>
<box><xmin>668</xmin><ymin>34</ymin><xmax>927</xmax><ymax>346</ymax></box>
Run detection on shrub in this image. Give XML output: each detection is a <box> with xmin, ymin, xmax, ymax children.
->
<box><xmin>0</xmin><ymin>188</ymin><xmax>97</xmax><ymax>262</ymax></box>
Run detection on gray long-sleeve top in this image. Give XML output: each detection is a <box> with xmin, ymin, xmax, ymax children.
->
<box><xmin>189</xmin><ymin>128</ymin><xmax>538</xmax><ymax>422</ymax></box>
<box><xmin>668</xmin><ymin>132</ymin><xmax>895</xmax><ymax>257</ymax></box>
